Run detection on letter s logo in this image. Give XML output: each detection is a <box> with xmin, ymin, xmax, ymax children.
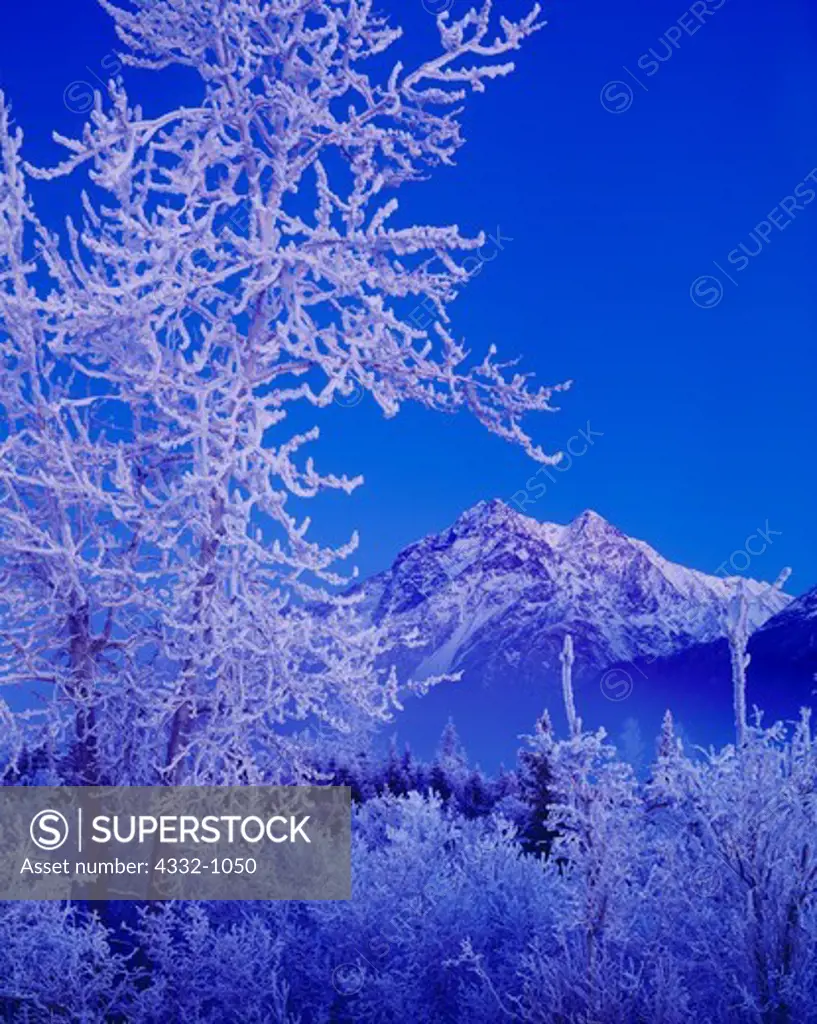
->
<box><xmin>30</xmin><ymin>809</ymin><xmax>69</xmax><ymax>851</ymax></box>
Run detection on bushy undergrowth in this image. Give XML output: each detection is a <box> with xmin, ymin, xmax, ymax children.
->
<box><xmin>3</xmin><ymin>709</ymin><xmax>817</xmax><ymax>1023</ymax></box>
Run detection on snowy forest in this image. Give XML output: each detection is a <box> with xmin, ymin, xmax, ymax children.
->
<box><xmin>1</xmin><ymin>0</ymin><xmax>816</xmax><ymax>1021</ymax></box>
<box><xmin>4</xmin><ymin>685</ymin><xmax>817</xmax><ymax>1022</ymax></box>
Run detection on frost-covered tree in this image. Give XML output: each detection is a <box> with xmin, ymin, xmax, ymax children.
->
<box><xmin>515</xmin><ymin>710</ymin><xmax>557</xmax><ymax>858</ymax></box>
<box><xmin>559</xmin><ymin>631</ymin><xmax>579</xmax><ymax>737</ymax></box>
<box><xmin>454</xmin><ymin>699</ymin><xmax>683</xmax><ymax>1022</ymax></box>
<box><xmin>428</xmin><ymin>719</ymin><xmax>469</xmax><ymax>802</ymax></box>
<box><xmin>726</xmin><ymin>579</ymin><xmax>752</xmax><ymax>748</ymax></box>
<box><xmin>726</xmin><ymin>569</ymin><xmax>790</xmax><ymax>751</ymax></box>
<box><xmin>645</xmin><ymin>707</ymin><xmax>817</xmax><ymax>1022</ymax></box>
<box><xmin>0</xmin><ymin>0</ymin><xmax>567</xmax><ymax>784</ymax></box>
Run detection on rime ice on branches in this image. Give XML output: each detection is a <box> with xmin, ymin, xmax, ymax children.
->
<box><xmin>0</xmin><ymin>1</ymin><xmax>566</xmax><ymax>785</ymax></box>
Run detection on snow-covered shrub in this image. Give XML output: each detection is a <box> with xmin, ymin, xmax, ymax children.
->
<box><xmin>644</xmin><ymin>710</ymin><xmax>817</xmax><ymax>1023</ymax></box>
<box><xmin>120</xmin><ymin>792</ymin><xmax>561</xmax><ymax>1024</ymax></box>
<box><xmin>127</xmin><ymin>904</ymin><xmax>301</xmax><ymax>1024</ymax></box>
<box><xmin>313</xmin><ymin>792</ymin><xmax>561</xmax><ymax>1023</ymax></box>
<box><xmin>0</xmin><ymin>902</ymin><xmax>136</xmax><ymax>1020</ymax></box>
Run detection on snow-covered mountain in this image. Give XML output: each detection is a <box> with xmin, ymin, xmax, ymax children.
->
<box><xmin>355</xmin><ymin>499</ymin><xmax>792</xmax><ymax>687</ymax></box>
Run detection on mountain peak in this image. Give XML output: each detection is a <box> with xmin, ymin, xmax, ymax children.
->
<box><xmin>449</xmin><ymin>498</ymin><xmax>531</xmax><ymax>540</ymax></box>
<box><xmin>359</xmin><ymin>500</ymin><xmax>793</xmax><ymax>685</ymax></box>
<box><xmin>471</xmin><ymin>497</ymin><xmax>512</xmax><ymax>516</ymax></box>
<box><xmin>572</xmin><ymin>508</ymin><xmax>607</xmax><ymax>526</ymax></box>
<box><xmin>568</xmin><ymin>508</ymin><xmax>615</xmax><ymax>537</ymax></box>
<box><xmin>459</xmin><ymin>498</ymin><xmax>516</xmax><ymax>525</ymax></box>
<box><xmin>452</xmin><ymin>502</ymin><xmax>622</xmax><ymax>552</ymax></box>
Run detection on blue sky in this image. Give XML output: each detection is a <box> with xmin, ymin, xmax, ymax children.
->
<box><xmin>1</xmin><ymin>0</ymin><xmax>815</xmax><ymax>593</ymax></box>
